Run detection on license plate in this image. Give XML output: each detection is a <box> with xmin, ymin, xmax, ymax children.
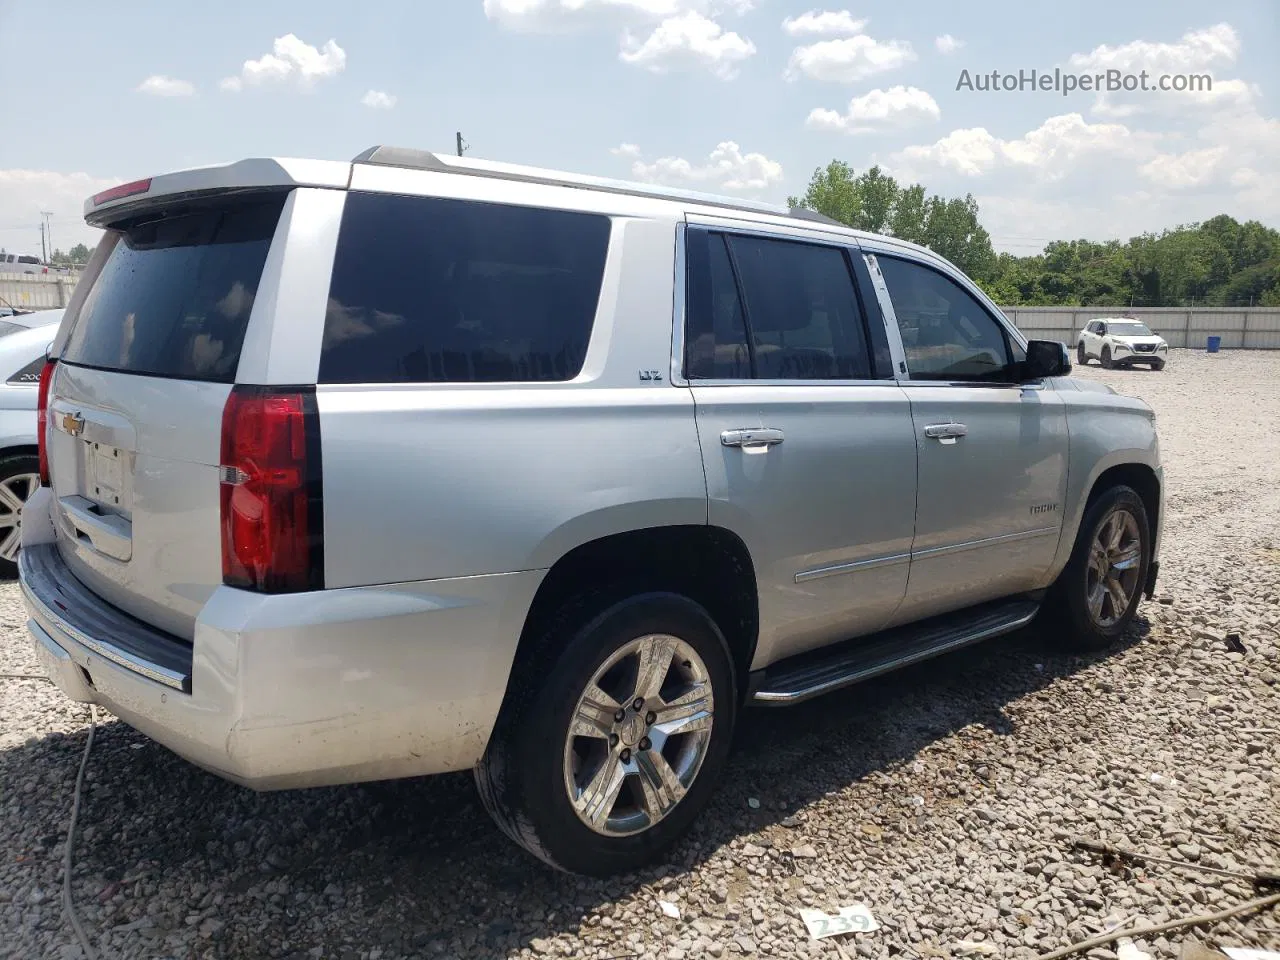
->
<box><xmin>87</xmin><ymin>442</ymin><xmax>124</xmax><ymax>503</ymax></box>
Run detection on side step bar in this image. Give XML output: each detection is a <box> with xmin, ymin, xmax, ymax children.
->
<box><xmin>751</xmin><ymin>597</ymin><xmax>1040</xmax><ymax>706</ymax></box>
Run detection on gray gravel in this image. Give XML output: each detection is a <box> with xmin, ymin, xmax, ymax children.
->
<box><xmin>2</xmin><ymin>348</ymin><xmax>1279</xmax><ymax>960</ymax></box>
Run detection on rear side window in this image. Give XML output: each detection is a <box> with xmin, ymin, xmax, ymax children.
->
<box><xmin>62</xmin><ymin>197</ymin><xmax>284</xmax><ymax>382</ymax></box>
<box><xmin>320</xmin><ymin>192</ymin><xmax>611</xmax><ymax>384</ymax></box>
<box><xmin>685</xmin><ymin>229</ymin><xmax>873</xmax><ymax>380</ymax></box>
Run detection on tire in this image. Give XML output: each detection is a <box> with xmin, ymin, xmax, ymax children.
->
<box><xmin>1042</xmin><ymin>485</ymin><xmax>1150</xmax><ymax>651</ymax></box>
<box><xmin>1151</xmin><ymin>360</ymin><xmax>1165</xmax><ymax>371</ymax></box>
<box><xmin>1100</xmin><ymin>346</ymin><xmax>1113</xmax><ymax>369</ymax></box>
<box><xmin>1077</xmin><ymin>343</ymin><xmax>1088</xmax><ymax>366</ymax></box>
<box><xmin>476</xmin><ymin>592</ymin><xmax>737</xmax><ymax>876</ymax></box>
<box><xmin>0</xmin><ymin>453</ymin><xmax>39</xmax><ymax>579</ymax></box>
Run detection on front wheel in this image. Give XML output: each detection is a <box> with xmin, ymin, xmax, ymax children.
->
<box><xmin>0</xmin><ymin>453</ymin><xmax>39</xmax><ymax>578</ymax></box>
<box><xmin>476</xmin><ymin>592</ymin><xmax>736</xmax><ymax>876</ymax></box>
<box><xmin>1043</xmin><ymin>485</ymin><xmax>1150</xmax><ymax>650</ymax></box>
<box><xmin>1077</xmin><ymin>343</ymin><xmax>1089</xmax><ymax>366</ymax></box>
<box><xmin>1151</xmin><ymin>360</ymin><xmax>1165</xmax><ymax>371</ymax></box>
<box><xmin>1100</xmin><ymin>346</ymin><xmax>1114</xmax><ymax>369</ymax></box>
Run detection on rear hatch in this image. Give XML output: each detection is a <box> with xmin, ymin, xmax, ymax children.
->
<box><xmin>46</xmin><ymin>194</ymin><xmax>286</xmax><ymax>639</ymax></box>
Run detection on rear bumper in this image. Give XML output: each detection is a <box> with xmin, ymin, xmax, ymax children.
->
<box><xmin>20</xmin><ymin>543</ymin><xmax>542</xmax><ymax>789</ymax></box>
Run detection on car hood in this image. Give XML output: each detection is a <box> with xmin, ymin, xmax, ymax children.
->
<box><xmin>1110</xmin><ymin>335</ymin><xmax>1165</xmax><ymax>346</ymax></box>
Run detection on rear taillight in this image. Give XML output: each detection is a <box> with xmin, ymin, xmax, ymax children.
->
<box><xmin>219</xmin><ymin>386</ymin><xmax>324</xmax><ymax>593</ymax></box>
<box><xmin>36</xmin><ymin>359</ymin><xmax>56</xmax><ymax>486</ymax></box>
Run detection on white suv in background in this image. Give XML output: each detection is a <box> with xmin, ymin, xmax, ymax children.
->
<box><xmin>1076</xmin><ymin>318</ymin><xmax>1168</xmax><ymax>370</ymax></box>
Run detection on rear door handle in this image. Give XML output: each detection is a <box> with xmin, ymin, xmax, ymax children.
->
<box><xmin>923</xmin><ymin>422</ymin><xmax>968</xmax><ymax>444</ymax></box>
<box><xmin>721</xmin><ymin>428</ymin><xmax>784</xmax><ymax>449</ymax></box>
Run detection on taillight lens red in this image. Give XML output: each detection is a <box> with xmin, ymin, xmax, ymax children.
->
<box><xmin>219</xmin><ymin>387</ymin><xmax>324</xmax><ymax>593</ymax></box>
<box><xmin>36</xmin><ymin>359</ymin><xmax>56</xmax><ymax>486</ymax></box>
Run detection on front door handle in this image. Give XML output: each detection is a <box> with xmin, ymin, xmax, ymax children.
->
<box><xmin>721</xmin><ymin>428</ymin><xmax>785</xmax><ymax>449</ymax></box>
<box><xmin>923</xmin><ymin>422</ymin><xmax>968</xmax><ymax>444</ymax></box>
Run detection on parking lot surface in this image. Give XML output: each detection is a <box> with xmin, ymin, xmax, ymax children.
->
<box><xmin>2</xmin><ymin>349</ymin><xmax>1278</xmax><ymax>960</ymax></box>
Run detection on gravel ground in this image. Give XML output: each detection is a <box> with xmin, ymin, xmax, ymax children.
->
<box><xmin>2</xmin><ymin>348</ymin><xmax>1278</xmax><ymax>960</ymax></box>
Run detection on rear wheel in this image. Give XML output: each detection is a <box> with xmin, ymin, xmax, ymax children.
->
<box><xmin>1077</xmin><ymin>343</ymin><xmax>1088</xmax><ymax>366</ymax></box>
<box><xmin>0</xmin><ymin>454</ymin><xmax>39</xmax><ymax>578</ymax></box>
<box><xmin>476</xmin><ymin>592</ymin><xmax>736</xmax><ymax>876</ymax></box>
<box><xmin>1100</xmin><ymin>346</ymin><xmax>1113</xmax><ymax>369</ymax></box>
<box><xmin>1043</xmin><ymin>485</ymin><xmax>1150</xmax><ymax>651</ymax></box>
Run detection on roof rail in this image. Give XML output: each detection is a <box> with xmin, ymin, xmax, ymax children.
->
<box><xmin>352</xmin><ymin>145</ymin><xmax>848</xmax><ymax>229</ymax></box>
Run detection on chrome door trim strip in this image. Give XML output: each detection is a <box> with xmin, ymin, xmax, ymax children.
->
<box><xmin>911</xmin><ymin>526</ymin><xmax>1059</xmax><ymax>561</ymax></box>
<box><xmin>795</xmin><ymin>552</ymin><xmax>910</xmax><ymax>584</ymax></box>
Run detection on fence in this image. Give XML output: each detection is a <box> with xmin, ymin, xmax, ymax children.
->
<box><xmin>1000</xmin><ymin>306</ymin><xmax>1280</xmax><ymax>350</ymax></box>
<box><xmin>0</xmin><ymin>271</ymin><xmax>79</xmax><ymax>312</ymax></box>
<box><xmin>2</xmin><ymin>274</ymin><xmax>1279</xmax><ymax>349</ymax></box>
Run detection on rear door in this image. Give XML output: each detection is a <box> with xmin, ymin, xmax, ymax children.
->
<box><xmin>683</xmin><ymin>225</ymin><xmax>918</xmax><ymax>668</ymax></box>
<box><xmin>45</xmin><ymin>193</ymin><xmax>290</xmax><ymax>638</ymax></box>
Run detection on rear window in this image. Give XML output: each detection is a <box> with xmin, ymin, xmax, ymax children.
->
<box><xmin>319</xmin><ymin>192</ymin><xmax>611</xmax><ymax>384</ymax></box>
<box><xmin>61</xmin><ymin>197</ymin><xmax>284</xmax><ymax>382</ymax></box>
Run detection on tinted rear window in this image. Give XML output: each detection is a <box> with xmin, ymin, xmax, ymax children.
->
<box><xmin>319</xmin><ymin>192</ymin><xmax>611</xmax><ymax>384</ymax></box>
<box><xmin>62</xmin><ymin>197</ymin><xmax>283</xmax><ymax>382</ymax></box>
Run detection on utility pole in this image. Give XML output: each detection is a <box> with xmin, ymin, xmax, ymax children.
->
<box><xmin>40</xmin><ymin>211</ymin><xmax>54</xmax><ymax>262</ymax></box>
<box><xmin>39</xmin><ymin>222</ymin><xmax>47</xmax><ymax>263</ymax></box>
<box><xmin>456</xmin><ymin>132</ymin><xmax>469</xmax><ymax>157</ymax></box>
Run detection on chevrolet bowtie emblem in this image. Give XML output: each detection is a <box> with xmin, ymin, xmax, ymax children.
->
<box><xmin>62</xmin><ymin>412</ymin><xmax>85</xmax><ymax>437</ymax></box>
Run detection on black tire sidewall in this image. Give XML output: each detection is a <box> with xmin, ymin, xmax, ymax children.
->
<box><xmin>1056</xmin><ymin>485</ymin><xmax>1150</xmax><ymax>649</ymax></box>
<box><xmin>1101</xmin><ymin>347</ymin><xmax>1112</xmax><ymax>368</ymax></box>
<box><xmin>496</xmin><ymin>593</ymin><xmax>737</xmax><ymax>876</ymax></box>
<box><xmin>1077</xmin><ymin>344</ymin><xmax>1088</xmax><ymax>365</ymax></box>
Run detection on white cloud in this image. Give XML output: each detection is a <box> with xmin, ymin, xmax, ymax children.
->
<box><xmin>136</xmin><ymin>75</ymin><xmax>195</xmax><ymax>97</ymax></box>
<box><xmin>1068</xmin><ymin>22</ymin><xmax>1238</xmax><ymax>73</ymax></box>
<box><xmin>786</xmin><ymin>34</ymin><xmax>915</xmax><ymax>83</ymax></box>
<box><xmin>1139</xmin><ymin>146</ymin><xmax>1230</xmax><ymax>189</ymax></box>
<box><xmin>807</xmin><ymin>85</ymin><xmax>940</xmax><ymax>134</ymax></box>
<box><xmin>895</xmin><ymin>113</ymin><xmax>1157</xmax><ymax>179</ymax></box>
<box><xmin>781</xmin><ymin>10</ymin><xmax>867</xmax><ymax>37</ymax></box>
<box><xmin>611</xmin><ymin>142</ymin><xmax>643</xmax><ymax>157</ymax></box>
<box><xmin>0</xmin><ymin>169</ymin><xmax>119</xmax><ymax>256</ymax></box>
<box><xmin>620</xmin><ymin>11</ymin><xmax>756</xmax><ymax>78</ymax></box>
<box><xmin>934</xmin><ymin>34</ymin><xmax>963</xmax><ymax>54</ymax></box>
<box><xmin>483</xmin><ymin>0</ymin><xmax>752</xmax><ymax>31</ymax></box>
<box><xmin>624</xmin><ymin>141</ymin><xmax>783</xmax><ymax>192</ymax></box>
<box><xmin>220</xmin><ymin>34</ymin><xmax>346</xmax><ymax>91</ymax></box>
<box><xmin>361</xmin><ymin>89</ymin><xmax>397</xmax><ymax>109</ymax></box>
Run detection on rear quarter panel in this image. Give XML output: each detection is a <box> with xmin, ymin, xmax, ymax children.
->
<box><xmin>316</xmin><ymin>215</ymin><xmax>709</xmax><ymax>587</ymax></box>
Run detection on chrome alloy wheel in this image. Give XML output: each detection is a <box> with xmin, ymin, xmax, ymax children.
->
<box><xmin>563</xmin><ymin>633</ymin><xmax>714</xmax><ymax>837</ymax></box>
<box><xmin>0</xmin><ymin>472</ymin><xmax>38</xmax><ymax>563</ymax></box>
<box><xmin>1086</xmin><ymin>508</ymin><xmax>1142</xmax><ymax>628</ymax></box>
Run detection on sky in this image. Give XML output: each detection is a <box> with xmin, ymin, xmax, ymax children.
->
<box><xmin>1</xmin><ymin>0</ymin><xmax>1277</xmax><ymax>257</ymax></box>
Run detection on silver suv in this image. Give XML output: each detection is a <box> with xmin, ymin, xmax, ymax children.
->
<box><xmin>21</xmin><ymin>147</ymin><xmax>1163</xmax><ymax>877</ymax></box>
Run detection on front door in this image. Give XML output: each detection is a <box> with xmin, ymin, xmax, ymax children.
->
<box><xmin>865</xmin><ymin>251</ymin><xmax>1070</xmax><ymax>623</ymax></box>
<box><xmin>683</xmin><ymin>226</ymin><xmax>918</xmax><ymax>667</ymax></box>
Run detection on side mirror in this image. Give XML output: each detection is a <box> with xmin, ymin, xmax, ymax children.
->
<box><xmin>1024</xmin><ymin>339</ymin><xmax>1071</xmax><ymax>380</ymax></box>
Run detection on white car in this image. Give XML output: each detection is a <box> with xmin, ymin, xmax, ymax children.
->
<box><xmin>0</xmin><ymin>308</ymin><xmax>62</xmax><ymax>574</ymax></box>
<box><xmin>1076</xmin><ymin>318</ymin><xmax>1168</xmax><ymax>370</ymax></box>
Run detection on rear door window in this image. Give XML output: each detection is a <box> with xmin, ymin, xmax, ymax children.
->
<box><xmin>685</xmin><ymin>229</ymin><xmax>875</xmax><ymax>381</ymax></box>
<box><xmin>61</xmin><ymin>196</ymin><xmax>284</xmax><ymax>382</ymax></box>
<box><xmin>319</xmin><ymin>192</ymin><xmax>612</xmax><ymax>384</ymax></box>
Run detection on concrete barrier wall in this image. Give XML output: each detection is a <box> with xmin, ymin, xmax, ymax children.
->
<box><xmin>2</xmin><ymin>273</ymin><xmax>1279</xmax><ymax>348</ymax></box>
<box><xmin>0</xmin><ymin>272</ymin><xmax>79</xmax><ymax>312</ymax></box>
